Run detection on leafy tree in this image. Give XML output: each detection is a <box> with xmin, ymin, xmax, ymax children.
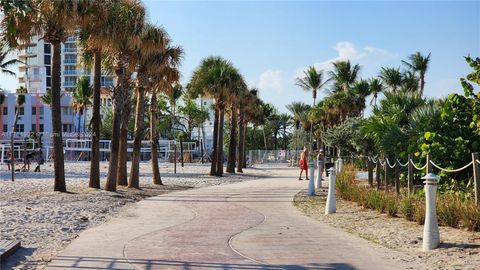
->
<box><xmin>178</xmin><ymin>96</ymin><xmax>209</xmax><ymax>140</ymax></box>
<box><xmin>72</xmin><ymin>76</ymin><xmax>92</xmax><ymax>139</ymax></box>
<box><xmin>380</xmin><ymin>67</ymin><xmax>403</xmax><ymax>93</ymax></box>
<box><xmin>0</xmin><ymin>42</ymin><xmax>22</xmax><ymax>76</ymax></box>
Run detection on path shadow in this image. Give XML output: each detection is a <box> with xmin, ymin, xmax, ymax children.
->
<box><xmin>1</xmin><ymin>247</ymin><xmax>36</xmax><ymax>270</ymax></box>
<box><xmin>439</xmin><ymin>242</ymin><xmax>480</xmax><ymax>249</ymax></box>
<box><xmin>48</xmin><ymin>255</ymin><xmax>359</xmax><ymax>270</ymax></box>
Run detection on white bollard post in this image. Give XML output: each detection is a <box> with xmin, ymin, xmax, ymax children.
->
<box><xmin>308</xmin><ymin>160</ymin><xmax>315</xmax><ymax>196</ymax></box>
<box><xmin>337</xmin><ymin>158</ymin><xmax>343</xmax><ymax>173</ymax></box>
<box><xmin>316</xmin><ymin>160</ymin><xmax>323</xmax><ymax>188</ymax></box>
<box><xmin>422</xmin><ymin>173</ymin><xmax>440</xmax><ymax>251</ymax></box>
<box><xmin>325</xmin><ymin>167</ymin><xmax>336</xmax><ymax>214</ymax></box>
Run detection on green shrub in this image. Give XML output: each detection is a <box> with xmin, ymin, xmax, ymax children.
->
<box><xmin>437</xmin><ymin>194</ymin><xmax>462</xmax><ymax>227</ymax></box>
<box><xmin>385</xmin><ymin>195</ymin><xmax>399</xmax><ymax>217</ymax></box>
<box><xmin>460</xmin><ymin>202</ymin><xmax>480</xmax><ymax>231</ymax></box>
<box><xmin>400</xmin><ymin>196</ymin><xmax>416</xmax><ymax>221</ymax></box>
<box><xmin>366</xmin><ymin>191</ymin><xmax>386</xmax><ymax>213</ymax></box>
<box><xmin>414</xmin><ymin>200</ymin><xmax>426</xmax><ymax>225</ymax></box>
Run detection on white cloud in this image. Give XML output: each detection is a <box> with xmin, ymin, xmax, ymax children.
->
<box><xmin>294</xmin><ymin>41</ymin><xmax>396</xmax><ymax>80</ymax></box>
<box><xmin>257</xmin><ymin>69</ymin><xmax>285</xmax><ymax>93</ymax></box>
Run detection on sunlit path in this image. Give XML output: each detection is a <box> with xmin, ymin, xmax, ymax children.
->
<box><xmin>46</xmin><ymin>167</ymin><xmax>401</xmax><ymax>270</ymax></box>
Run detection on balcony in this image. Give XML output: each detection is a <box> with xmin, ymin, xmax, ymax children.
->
<box><xmin>63</xmin><ymin>81</ymin><xmax>76</xmax><ymax>87</ymax></box>
<box><xmin>63</xmin><ymin>70</ymin><xmax>78</xmax><ymax>75</ymax></box>
<box><xmin>63</xmin><ymin>59</ymin><xmax>77</xmax><ymax>65</ymax></box>
<box><xmin>18</xmin><ymin>49</ymin><xmax>37</xmax><ymax>58</ymax></box>
<box><xmin>64</xmin><ymin>47</ymin><xmax>77</xmax><ymax>53</ymax></box>
<box><xmin>27</xmin><ymin>74</ymin><xmax>42</xmax><ymax>81</ymax></box>
<box><xmin>65</xmin><ymin>36</ymin><xmax>77</xmax><ymax>43</ymax></box>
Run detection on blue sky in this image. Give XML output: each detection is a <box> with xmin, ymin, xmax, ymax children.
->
<box><xmin>1</xmin><ymin>0</ymin><xmax>479</xmax><ymax>112</ymax></box>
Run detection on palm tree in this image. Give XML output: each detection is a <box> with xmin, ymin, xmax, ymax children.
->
<box><xmin>286</xmin><ymin>102</ymin><xmax>310</xmax><ymax>160</ymax></box>
<box><xmin>0</xmin><ymin>43</ymin><xmax>22</xmax><ymax>76</ymax></box>
<box><xmin>296</xmin><ymin>66</ymin><xmax>329</xmax><ymax>107</ymax></box>
<box><xmin>329</xmin><ymin>60</ymin><xmax>361</xmax><ymax>92</ymax></box>
<box><xmin>102</xmin><ymin>0</ymin><xmax>145</xmax><ymax>192</ymax></box>
<box><xmin>1</xmin><ymin>0</ymin><xmax>80</xmax><ymax>192</ymax></box>
<box><xmin>237</xmin><ymin>88</ymin><xmax>259</xmax><ymax>172</ymax></box>
<box><xmin>129</xmin><ymin>24</ymin><xmax>183</xmax><ymax>188</ymax></box>
<box><xmin>188</xmin><ymin>56</ymin><xmax>241</xmax><ymax>176</ymax></box>
<box><xmin>368</xmin><ymin>78</ymin><xmax>384</xmax><ymax>107</ymax></box>
<box><xmin>72</xmin><ymin>76</ymin><xmax>92</xmax><ymax>139</ymax></box>
<box><xmin>402</xmin><ymin>52</ymin><xmax>431</xmax><ymax>97</ymax></box>
<box><xmin>76</xmin><ymin>0</ymin><xmax>111</xmax><ymax>189</ymax></box>
<box><xmin>279</xmin><ymin>113</ymin><xmax>291</xmax><ymax>151</ymax></box>
<box><xmin>401</xmin><ymin>70</ymin><xmax>420</xmax><ymax>94</ymax></box>
<box><xmin>226</xmin><ymin>76</ymin><xmax>247</xmax><ymax>173</ymax></box>
<box><xmin>379</xmin><ymin>67</ymin><xmax>403</xmax><ymax>93</ymax></box>
<box><xmin>10</xmin><ymin>87</ymin><xmax>27</xmax><ymax>182</ymax></box>
<box><xmin>168</xmin><ymin>83</ymin><xmax>183</xmax><ymax>174</ymax></box>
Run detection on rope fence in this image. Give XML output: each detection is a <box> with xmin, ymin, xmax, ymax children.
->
<box><xmin>362</xmin><ymin>152</ymin><xmax>480</xmax><ymax>206</ymax></box>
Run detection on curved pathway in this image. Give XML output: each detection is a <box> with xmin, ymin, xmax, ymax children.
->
<box><xmin>46</xmin><ymin>167</ymin><xmax>403</xmax><ymax>270</ymax></box>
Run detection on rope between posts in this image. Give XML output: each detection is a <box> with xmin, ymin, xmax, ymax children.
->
<box><xmin>397</xmin><ymin>159</ymin><xmax>409</xmax><ymax>167</ymax></box>
<box><xmin>476</xmin><ymin>159</ymin><xmax>480</xmax><ymax>165</ymax></box>
<box><xmin>430</xmin><ymin>160</ymin><xmax>473</xmax><ymax>173</ymax></box>
<box><xmin>386</xmin><ymin>158</ymin><xmax>396</xmax><ymax>168</ymax></box>
<box><xmin>410</xmin><ymin>159</ymin><xmax>427</xmax><ymax>170</ymax></box>
<box><xmin>379</xmin><ymin>160</ymin><xmax>386</xmax><ymax>166</ymax></box>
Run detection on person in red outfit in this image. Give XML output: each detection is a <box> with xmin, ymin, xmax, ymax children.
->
<box><xmin>299</xmin><ymin>146</ymin><xmax>309</xmax><ymax>180</ymax></box>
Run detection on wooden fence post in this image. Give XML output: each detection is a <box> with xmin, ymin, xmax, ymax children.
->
<box><xmin>473</xmin><ymin>152</ymin><xmax>480</xmax><ymax>206</ymax></box>
<box><xmin>376</xmin><ymin>162</ymin><xmax>381</xmax><ymax>190</ymax></box>
<box><xmin>426</xmin><ymin>154</ymin><xmax>432</xmax><ymax>174</ymax></box>
<box><xmin>384</xmin><ymin>158</ymin><xmax>388</xmax><ymax>191</ymax></box>
<box><xmin>395</xmin><ymin>159</ymin><xmax>400</xmax><ymax>195</ymax></box>
<box><xmin>368</xmin><ymin>158</ymin><xmax>373</xmax><ymax>187</ymax></box>
<box><xmin>408</xmin><ymin>154</ymin><xmax>413</xmax><ymax>196</ymax></box>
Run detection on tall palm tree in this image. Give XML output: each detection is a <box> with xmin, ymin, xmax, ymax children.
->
<box><xmin>279</xmin><ymin>113</ymin><xmax>291</xmax><ymax>151</ymax></box>
<box><xmin>226</xmin><ymin>75</ymin><xmax>247</xmax><ymax>173</ymax></box>
<box><xmin>329</xmin><ymin>60</ymin><xmax>361</xmax><ymax>92</ymax></box>
<box><xmin>129</xmin><ymin>24</ymin><xmax>183</xmax><ymax>188</ymax></box>
<box><xmin>188</xmin><ymin>56</ymin><xmax>241</xmax><ymax>176</ymax></box>
<box><xmin>368</xmin><ymin>78</ymin><xmax>384</xmax><ymax>107</ymax></box>
<box><xmin>72</xmin><ymin>76</ymin><xmax>92</xmax><ymax>139</ymax></box>
<box><xmin>76</xmin><ymin>0</ymin><xmax>111</xmax><ymax>189</ymax></box>
<box><xmin>296</xmin><ymin>66</ymin><xmax>329</xmax><ymax>107</ymax></box>
<box><xmin>1</xmin><ymin>0</ymin><xmax>79</xmax><ymax>192</ymax></box>
<box><xmin>10</xmin><ymin>87</ymin><xmax>27</xmax><ymax>182</ymax></box>
<box><xmin>168</xmin><ymin>83</ymin><xmax>183</xmax><ymax>174</ymax></box>
<box><xmin>237</xmin><ymin>88</ymin><xmax>260</xmax><ymax>172</ymax></box>
<box><xmin>102</xmin><ymin>0</ymin><xmax>145</xmax><ymax>192</ymax></box>
<box><xmin>286</xmin><ymin>102</ymin><xmax>310</xmax><ymax>160</ymax></box>
<box><xmin>379</xmin><ymin>67</ymin><xmax>403</xmax><ymax>93</ymax></box>
<box><xmin>402</xmin><ymin>52</ymin><xmax>431</xmax><ymax>97</ymax></box>
<box><xmin>401</xmin><ymin>70</ymin><xmax>420</xmax><ymax>94</ymax></box>
<box><xmin>0</xmin><ymin>43</ymin><xmax>22</xmax><ymax>76</ymax></box>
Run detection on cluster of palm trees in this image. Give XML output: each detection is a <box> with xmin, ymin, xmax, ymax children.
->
<box><xmin>0</xmin><ymin>0</ymin><xmax>183</xmax><ymax>192</ymax></box>
<box><xmin>290</xmin><ymin>52</ymin><xmax>431</xmax><ymax>151</ymax></box>
<box><xmin>187</xmin><ymin>56</ymin><xmax>265</xmax><ymax>176</ymax></box>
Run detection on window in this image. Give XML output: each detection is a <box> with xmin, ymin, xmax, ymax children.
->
<box><xmin>63</xmin><ymin>124</ymin><xmax>72</xmax><ymax>132</ymax></box>
<box><xmin>39</xmin><ymin>124</ymin><xmax>44</xmax><ymax>132</ymax></box>
<box><xmin>46</xmin><ymin>77</ymin><xmax>51</xmax><ymax>87</ymax></box>
<box><xmin>39</xmin><ymin>107</ymin><xmax>44</xmax><ymax>115</ymax></box>
<box><xmin>44</xmin><ymin>55</ymin><xmax>51</xmax><ymax>65</ymax></box>
<box><xmin>15</xmin><ymin>124</ymin><xmax>24</xmax><ymax>132</ymax></box>
<box><xmin>3</xmin><ymin>124</ymin><xmax>7</xmax><ymax>132</ymax></box>
<box><xmin>44</xmin><ymin>43</ymin><xmax>51</xmax><ymax>54</ymax></box>
<box><xmin>3</xmin><ymin>106</ymin><xmax>7</xmax><ymax>115</ymax></box>
<box><xmin>32</xmin><ymin>107</ymin><xmax>36</xmax><ymax>115</ymax></box>
<box><xmin>31</xmin><ymin>124</ymin><xmax>36</xmax><ymax>131</ymax></box>
<box><xmin>46</xmin><ymin>66</ymin><xmax>51</xmax><ymax>76</ymax></box>
<box><xmin>61</xmin><ymin>107</ymin><xmax>73</xmax><ymax>115</ymax></box>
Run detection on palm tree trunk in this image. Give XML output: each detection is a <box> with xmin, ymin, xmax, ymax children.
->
<box><xmin>128</xmin><ymin>86</ymin><xmax>145</xmax><ymax>189</ymax></box>
<box><xmin>263</xmin><ymin>128</ymin><xmax>267</xmax><ymax>150</ymax></box>
<box><xmin>150</xmin><ymin>94</ymin><xmax>162</xmax><ymax>185</ymax></box>
<box><xmin>242</xmin><ymin>122</ymin><xmax>247</xmax><ymax>168</ymax></box>
<box><xmin>77</xmin><ymin>110</ymin><xmax>81</xmax><ymax>140</ymax></box>
<box><xmin>105</xmin><ymin>69</ymin><xmax>127</xmax><ymax>192</ymax></box>
<box><xmin>420</xmin><ymin>75</ymin><xmax>425</xmax><ymax>97</ymax></box>
<box><xmin>51</xmin><ymin>41</ymin><xmax>66</xmax><ymax>192</ymax></box>
<box><xmin>89</xmin><ymin>50</ymin><xmax>101</xmax><ymax>189</ymax></box>
<box><xmin>117</xmin><ymin>97</ymin><xmax>131</xmax><ymax>186</ymax></box>
<box><xmin>236</xmin><ymin>106</ymin><xmax>244</xmax><ymax>173</ymax></box>
<box><xmin>216</xmin><ymin>108</ymin><xmax>225</xmax><ymax>176</ymax></box>
<box><xmin>226</xmin><ymin>104</ymin><xmax>237</xmax><ymax>173</ymax></box>
<box><xmin>10</xmin><ymin>111</ymin><xmax>19</xmax><ymax>181</ymax></box>
<box><xmin>209</xmin><ymin>107</ymin><xmax>219</xmax><ymax>176</ymax></box>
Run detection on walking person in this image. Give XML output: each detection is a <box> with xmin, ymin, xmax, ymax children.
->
<box><xmin>298</xmin><ymin>146</ymin><xmax>309</xmax><ymax>180</ymax></box>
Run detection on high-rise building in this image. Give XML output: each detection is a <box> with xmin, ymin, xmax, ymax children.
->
<box><xmin>17</xmin><ymin>35</ymin><xmax>114</xmax><ymax>94</ymax></box>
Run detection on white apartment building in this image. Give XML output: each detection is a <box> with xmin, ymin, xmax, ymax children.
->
<box><xmin>191</xmin><ymin>98</ymin><xmax>215</xmax><ymax>151</ymax></box>
<box><xmin>18</xmin><ymin>35</ymin><xmax>114</xmax><ymax>94</ymax></box>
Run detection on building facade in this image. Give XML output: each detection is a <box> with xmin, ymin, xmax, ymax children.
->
<box><xmin>18</xmin><ymin>35</ymin><xmax>114</xmax><ymax>94</ymax></box>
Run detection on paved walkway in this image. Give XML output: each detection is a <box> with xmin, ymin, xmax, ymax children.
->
<box><xmin>47</xmin><ymin>167</ymin><xmax>402</xmax><ymax>270</ymax></box>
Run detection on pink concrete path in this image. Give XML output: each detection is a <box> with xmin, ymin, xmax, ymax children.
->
<box><xmin>46</xmin><ymin>167</ymin><xmax>404</xmax><ymax>270</ymax></box>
